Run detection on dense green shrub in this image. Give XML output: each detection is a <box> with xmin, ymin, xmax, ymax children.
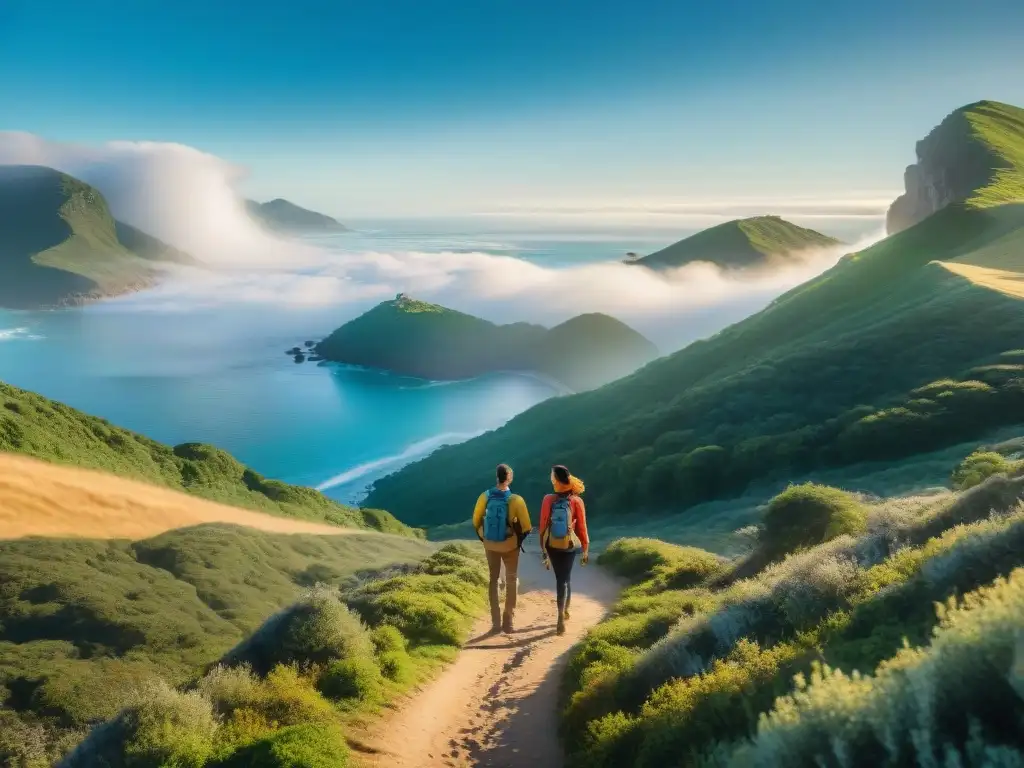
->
<box><xmin>63</xmin><ymin>681</ymin><xmax>217</xmax><ymax>768</ymax></box>
<box><xmin>369</xmin><ymin>624</ymin><xmax>407</xmax><ymax>656</ymax></box>
<box><xmin>951</xmin><ymin>448</ymin><xmax>1022</xmax><ymax>489</ymax></box>
<box><xmin>317</xmin><ymin>657</ymin><xmax>384</xmax><ymax>704</ymax></box>
<box><xmin>376</xmin><ymin>651</ymin><xmax>414</xmax><ymax>684</ymax></box>
<box><xmin>598</xmin><ymin>538</ymin><xmax>725</xmax><ymax>589</ymax></box>
<box><xmin>760</xmin><ymin>484</ymin><xmax>867</xmax><ymax>560</ymax></box>
<box><xmin>224</xmin><ymin>586</ymin><xmax>373</xmax><ymax>673</ymax></box>
<box><xmin>0</xmin><ymin>708</ymin><xmax>79</xmax><ymax>768</ymax></box>
<box><xmin>217</xmin><ymin>724</ymin><xmax>349</xmax><ymax>768</ymax></box>
<box><xmin>344</xmin><ymin>544</ymin><xmax>487</xmax><ymax>647</ymax></box>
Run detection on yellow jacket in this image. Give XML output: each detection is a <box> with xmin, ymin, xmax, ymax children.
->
<box><xmin>473</xmin><ymin>491</ymin><xmax>532</xmax><ymax>553</ymax></box>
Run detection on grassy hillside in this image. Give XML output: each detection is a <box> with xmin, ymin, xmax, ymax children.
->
<box><xmin>365</xmin><ymin>101</ymin><xmax>1024</xmax><ymax>529</ymax></box>
<box><xmin>561</xmin><ymin>466</ymin><xmax>1024</xmax><ymax>767</ymax></box>
<box><xmin>0</xmin><ymin>165</ymin><xmax>196</xmax><ymax>309</ymax></box>
<box><xmin>631</xmin><ymin>215</ymin><xmax>839</xmax><ymax>271</ymax></box>
<box><xmin>0</xmin><ymin>526</ymin><xmax>455</xmax><ymax>765</ymax></box>
<box><xmin>245</xmin><ymin>198</ymin><xmax>348</xmax><ymax>232</ymax></box>
<box><xmin>367</xmin><ymin>201</ymin><xmax>1024</xmax><ymax>527</ymax></box>
<box><xmin>315</xmin><ymin>295</ymin><xmax>659</xmax><ymax>391</ymax></box>
<box><xmin>887</xmin><ymin>100</ymin><xmax>1024</xmax><ymax>233</ymax></box>
<box><xmin>0</xmin><ymin>380</ymin><xmax>415</xmax><ymax>536</ymax></box>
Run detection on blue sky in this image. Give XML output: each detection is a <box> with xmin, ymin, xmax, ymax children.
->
<box><xmin>2</xmin><ymin>0</ymin><xmax>1024</xmax><ymax>218</ymax></box>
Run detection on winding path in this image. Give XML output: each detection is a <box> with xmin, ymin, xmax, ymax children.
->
<box><xmin>357</xmin><ymin>550</ymin><xmax>621</xmax><ymax>767</ymax></box>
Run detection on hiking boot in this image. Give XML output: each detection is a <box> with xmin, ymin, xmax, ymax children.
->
<box><xmin>556</xmin><ymin>619</ymin><xmax>566</xmax><ymax>636</ymax></box>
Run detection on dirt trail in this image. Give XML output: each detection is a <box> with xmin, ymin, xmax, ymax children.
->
<box><xmin>0</xmin><ymin>452</ymin><xmax>357</xmax><ymax>539</ymax></box>
<box><xmin>358</xmin><ymin>550</ymin><xmax>621</xmax><ymax>768</ymax></box>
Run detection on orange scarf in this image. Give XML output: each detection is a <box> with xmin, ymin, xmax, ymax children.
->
<box><xmin>553</xmin><ymin>474</ymin><xmax>585</xmax><ymax>495</ymax></box>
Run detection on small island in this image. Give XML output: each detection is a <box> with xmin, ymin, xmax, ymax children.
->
<box><xmin>245</xmin><ymin>198</ymin><xmax>349</xmax><ymax>233</ymax></box>
<box><xmin>628</xmin><ymin>215</ymin><xmax>840</xmax><ymax>272</ymax></box>
<box><xmin>310</xmin><ymin>294</ymin><xmax>660</xmax><ymax>391</ymax></box>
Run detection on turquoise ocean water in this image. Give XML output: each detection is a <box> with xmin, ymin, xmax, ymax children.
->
<box><xmin>0</xmin><ymin>223</ymin><xmax>670</xmax><ymax>503</ymax></box>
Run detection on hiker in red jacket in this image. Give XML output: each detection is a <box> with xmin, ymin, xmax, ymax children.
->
<box><xmin>538</xmin><ymin>464</ymin><xmax>589</xmax><ymax>636</ymax></box>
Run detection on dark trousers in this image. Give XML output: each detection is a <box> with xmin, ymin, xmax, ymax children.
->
<box><xmin>546</xmin><ymin>547</ymin><xmax>577</xmax><ymax>616</ymax></box>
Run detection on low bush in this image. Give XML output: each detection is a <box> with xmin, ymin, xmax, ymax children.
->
<box><xmin>224</xmin><ymin>586</ymin><xmax>373</xmax><ymax>673</ymax></box>
<box><xmin>376</xmin><ymin>651</ymin><xmax>414</xmax><ymax>684</ymax></box>
<box><xmin>317</xmin><ymin>657</ymin><xmax>384</xmax><ymax>705</ymax></box>
<box><xmin>599</xmin><ymin>538</ymin><xmax>726</xmax><ymax>591</ymax></box>
<box><xmin>63</xmin><ymin>681</ymin><xmax>217</xmax><ymax>768</ymax></box>
<box><xmin>344</xmin><ymin>544</ymin><xmax>487</xmax><ymax>647</ymax></box>
<box><xmin>951</xmin><ymin>449</ymin><xmax>1020</xmax><ymax>489</ymax></box>
<box><xmin>369</xmin><ymin>625</ymin><xmax>407</xmax><ymax>656</ymax></box>
<box><xmin>217</xmin><ymin>723</ymin><xmax>349</xmax><ymax>768</ymax></box>
<box><xmin>759</xmin><ymin>483</ymin><xmax>867</xmax><ymax>561</ymax></box>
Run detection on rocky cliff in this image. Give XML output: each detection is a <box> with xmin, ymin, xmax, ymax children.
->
<box><xmin>887</xmin><ymin>101</ymin><xmax>1024</xmax><ymax>234</ymax></box>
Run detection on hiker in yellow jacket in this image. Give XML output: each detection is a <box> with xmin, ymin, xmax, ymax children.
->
<box><xmin>473</xmin><ymin>463</ymin><xmax>532</xmax><ymax>634</ymax></box>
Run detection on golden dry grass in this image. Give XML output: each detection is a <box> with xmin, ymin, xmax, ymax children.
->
<box><xmin>0</xmin><ymin>452</ymin><xmax>357</xmax><ymax>540</ymax></box>
<box><xmin>939</xmin><ymin>262</ymin><xmax>1024</xmax><ymax>298</ymax></box>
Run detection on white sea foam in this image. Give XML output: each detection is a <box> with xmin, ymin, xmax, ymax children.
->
<box><xmin>315</xmin><ymin>429</ymin><xmax>489</xmax><ymax>491</ymax></box>
<box><xmin>0</xmin><ymin>327</ymin><xmax>42</xmax><ymax>342</ymax></box>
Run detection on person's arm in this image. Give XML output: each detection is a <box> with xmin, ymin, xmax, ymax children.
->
<box><xmin>538</xmin><ymin>495</ymin><xmax>552</xmax><ymax>554</ymax></box>
<box><xmin>471</xmin><ymin>493</ymin><xmax>487</xmax><ymax>541</ymax></box>
<box><xmin>574</xmin><ymin>497</ymin><xmax>590</xmax><ymax>561</ymax></box>
<box><xmin>510</xmin><ymin>496</ymin><xmax>531</xmax><ymax>548</ymax></box>
<box><xmin>512</xmin><ymin>496</ymin><xmax>532</xmax><ymax>535</ymax></box>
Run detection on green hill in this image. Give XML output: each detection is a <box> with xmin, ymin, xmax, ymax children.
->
<box><xmin>887</xmin><ymin>100</ymin><xmax>1024</xmax><ymax>234</ymax></box>
<box><xmin>245</xmin><ymin>198</ymin><xmax>348</xmax><ymax>232</ymax></box>
<box><xmin>314</xmin><ymin>294</ymin><xmax>660</xmax><ymax>391</ymax></box>
<box><xmin>364</xmin><ymin>101</ymin><xmax>1024</xmax><ymax>529</ymax></box>
<box><xmin>629</xmin><ymin>215</ymin><xmax>840</xmax><ymax>271</ymax></box>
<box><xmin>0</xmin><ymin>380</ymin><xmax>415</xmax><ymax>535</ymax></box>
<box><xmin>0</xmin><ymin>165</ymin><xmax>198</xmax><ymax>309</ymax></box>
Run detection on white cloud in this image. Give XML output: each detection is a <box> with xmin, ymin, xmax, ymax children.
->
<box><xmin>0</xmin><ymin>132</ymin><xmax>887</xmax><ymax>351</ymax></box>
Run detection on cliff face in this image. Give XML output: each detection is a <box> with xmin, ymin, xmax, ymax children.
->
<box><xmin>886</xmin><ymin>102</ymin><xmax>1017</xmax><ymax>234</ymax></box>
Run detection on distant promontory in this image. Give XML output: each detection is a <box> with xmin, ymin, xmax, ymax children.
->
<box><xmin>628</xmin><ymin>215</ymin><xmax>839</xmax><ymax>271</ymax></box>
<box><xmin>245</xmin><ymin>198</ymin><xmax>349</xmax><ymax>233</ymax></box>
<box><xmin>0</xmin><ymin>164</ymin><xmax>198</xmax><ymax>310</ymax></box>
<box><xmin>312</xmin><ymin>294</ymin><xmax>660</xmax><ymax>392</ymax></box>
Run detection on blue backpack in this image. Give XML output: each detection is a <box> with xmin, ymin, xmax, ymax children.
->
<box><xmin>548</xmin><ymin>495</ymin><xmax>574</xmax><ymax>548</ymax></box>
<box><xmin>483</xmin><ymin>489</ymin><xmax>512</xmax><ymax>542</ymax></box>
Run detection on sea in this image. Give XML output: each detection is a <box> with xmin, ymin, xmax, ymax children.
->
<box><xmin>0</xmin><ymin>216</ymin><xmax>879</xmax><ymax>504</ymax></box>
<box><xmin>0</xmin><ymin>221</ymin><xmax>679</xmax><ymax>503</ymax></box>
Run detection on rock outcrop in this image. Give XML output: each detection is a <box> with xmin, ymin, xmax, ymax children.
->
<box><xmin>887</xmin><ymin>101</ymin><xmax>1024</xmax><ymax>234</ymax></box>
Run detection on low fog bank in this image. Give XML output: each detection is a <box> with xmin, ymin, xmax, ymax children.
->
<box><xmin>0</xmin><ymin>131</ymin><xmax>885</xmax><ymax>352</ymax></box>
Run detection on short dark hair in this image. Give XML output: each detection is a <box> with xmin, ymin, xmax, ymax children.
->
<box><xmin>496</xmin><ymin>464</ymin><xmax>512</xmax><ymax>483</ymax></box>
<box><xmin>552</xmin><ymin>465</ymin><xmax>570</xmax><ymax>484</ymax></box>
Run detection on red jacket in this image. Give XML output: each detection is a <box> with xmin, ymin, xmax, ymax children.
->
<box><xmin>539</xmin><ymin>493</ymin><xmax>589</xmax><ymax>551</ymax></box>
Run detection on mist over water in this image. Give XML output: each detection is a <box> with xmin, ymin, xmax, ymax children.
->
<box><xmin>0</xmin><ymin>132</ymin><xmax>887</xmax><ymax>494</ymax></box>
<box><xmin>0</xmin><ymin>132</ymin><xmax>885</xmax><ymax>352</ymax></box>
